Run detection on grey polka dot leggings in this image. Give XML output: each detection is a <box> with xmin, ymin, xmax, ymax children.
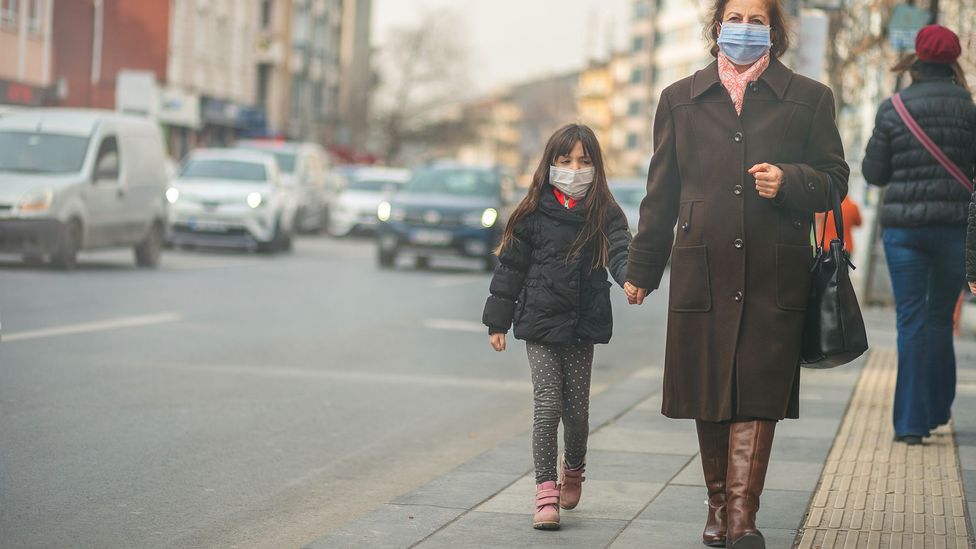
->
<box><xmin>526</xmin><ymin>341</ymin><xmax>594</xmax><ymax>484</ymax></box>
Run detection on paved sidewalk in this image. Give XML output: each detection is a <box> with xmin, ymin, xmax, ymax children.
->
<box><xmin>306</xmin><ymin>312</ymin><xmax>976</xmax><ymax>549</ymax></box>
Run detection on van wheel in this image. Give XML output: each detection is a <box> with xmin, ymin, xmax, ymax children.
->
<box><xmin>51</xmin><ymin>219</ymin><xmax>82</xmax><ymax>270</ymax></box>
<box><xmin>23</xmin><ymin>254</ymin><xmax>44</xmax><ymax>266</ymax></box>
<box><xmin>415</xmin><ymin>256</ymin><xmax>430</xmax><ymax>270</ymax></box>
<box><xmin>135</xmin><ymin>222</ymin><xmax>164</xmax><ymax>268</ymax></box>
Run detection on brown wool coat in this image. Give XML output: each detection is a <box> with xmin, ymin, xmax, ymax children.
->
<box><xmin>626</xmin><ymin>58</ymin><xmax>850</xmax><ymax>422</ymax></box>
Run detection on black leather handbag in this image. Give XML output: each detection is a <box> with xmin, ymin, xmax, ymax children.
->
<box><xmin>800</xmin><ymin>185</ymin><xmax>869</xmax><ymax>368</ymax></box>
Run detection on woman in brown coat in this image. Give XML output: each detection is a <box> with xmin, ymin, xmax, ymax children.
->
<box><xmin>624</xmin><ymin>0</ymin><xmax>849</xmax><ymax>547</ymax></box>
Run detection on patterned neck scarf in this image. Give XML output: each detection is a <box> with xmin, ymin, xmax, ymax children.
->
<box><xmin>718</xmin><ymin>51</ymin><xmax>771</xmax><ymax>116</ymax></box>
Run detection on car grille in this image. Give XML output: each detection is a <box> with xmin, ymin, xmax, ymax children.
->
<box><xmin>403</xmin><ymin>210</ymin><xmax>463</xmax><ymax>227</ymax></box>
<box><xmin>171</xmin><ymin>224</ymin><xmax>249</xmax><ymax>237</ymax></box>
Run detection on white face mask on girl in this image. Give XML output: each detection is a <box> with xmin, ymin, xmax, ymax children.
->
<box><xmin>550</xmin><ymin>166</ymin><xmax>595</xmax><ymax>199</ymax></box>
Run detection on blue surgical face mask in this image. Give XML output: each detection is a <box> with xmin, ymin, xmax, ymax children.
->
<box><xmin>717</xmin><ymin>22</ymin><xmax>771</xmax><ymax>66</ymax></box>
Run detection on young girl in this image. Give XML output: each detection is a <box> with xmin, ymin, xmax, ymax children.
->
<box><xmin>482</xmin><ymin>123</ymin><xmax>631</xmax><ymax>530</ymax></box>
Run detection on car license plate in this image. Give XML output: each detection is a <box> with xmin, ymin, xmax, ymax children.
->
<box><xmin>411</xmin><ymin>229</ymin><xmax>451</xmax><ymax>246</ymax></box>
<box><xmin>188</xmin><ymin>220</ymin><xmax>227</xmax><ymax>233</ymax></box>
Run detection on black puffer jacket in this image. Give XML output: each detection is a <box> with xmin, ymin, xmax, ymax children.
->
<box><xmin>862</xmin><ymin>62</ymin><xmax>976</xmax><ymax>228</ymax></box>
<box><xmin>482</xmin><ymin>186</ymin><xmax>631</xmax><ymax>344</ymax></box>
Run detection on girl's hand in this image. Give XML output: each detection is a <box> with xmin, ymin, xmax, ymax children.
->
<box><xmin>749</xmin><ymin>163</ymin><xmax>784</xmax><ymax>199</ymax></box>
<box><xmin>624</xmin><ymin>281</ymin><xmax>647</xmax><ymax>305</ymax></box>
<box><xmin>490</xmin><ymin>333</ymin><xmax>506</xmax><ymax>352</ymax></box>
<box><xmin>969</xmin><ymin>281</ymin><xmax>976</xmax><ymax>296</ymax></box>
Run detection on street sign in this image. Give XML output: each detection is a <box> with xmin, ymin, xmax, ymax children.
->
<box><xmin>887</xmin><ymin>4</ymin><xmax>930</xmax><ymax>51</ymax></box>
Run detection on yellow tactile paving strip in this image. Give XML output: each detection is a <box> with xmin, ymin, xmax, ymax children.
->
<box><xmin>796</xmin><ymin>348</ymin><xmax>974</xmax><ymax>549</ymax></box>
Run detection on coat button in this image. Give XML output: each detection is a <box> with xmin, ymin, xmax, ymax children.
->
<box><xmin>681</xmin><ymin>221</ymin><xmax>690</xmax><ymax>231</ymax></box>
<box><xmin>733</xmin><ymin>185</ymin><xmax>743</xmax><ymax>196</ymax></box>
<box><xmin>569</xmin><ymin>280</ymin><xmax>578</xmax><ymax>289</ymax></box>
<box><xmin>734</xmin><ymin>238</ymin><xmax>744</xmax><ymax>249</ymax></box>
<box><xmin>733</xmin><ymin>132</ymin><xmax>743</xmax><ymax>143</ymax></box>
<box><xmin>749</xmin><ymin>82</ymin><xmax>760</xmax><ymax>93</ymax></box>
<box><xmin>792</xmin><ymin>220</ymin><xmax>802</xmax><ymax>230</ymax></box>
<box><xmin>571</xmin><ymin>311</ymin><xmax>578</xmax><ymax>319</ymax></box>
<box><xmin>807</xmin><ymin>181</ymin><xmax>816</xmax><ymax>191</ymax></box>
<box><xmin>734</xmin><ymin>291</ymin><xmax>743</xmax><ymax>302</ymax></box>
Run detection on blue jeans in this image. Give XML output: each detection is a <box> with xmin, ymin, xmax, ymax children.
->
<box><xmin>883</xmin><ymin>226</ymin><xmax>966</xmax><ymax>437</ymax></box>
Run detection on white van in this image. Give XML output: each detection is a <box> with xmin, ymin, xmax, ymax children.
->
<box><xmin>0</xmin><ymin>109</ymin><xmax>169</xmax><ymax>269</ymax></box>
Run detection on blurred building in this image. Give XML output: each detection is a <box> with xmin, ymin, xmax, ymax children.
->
<box><xmin>455</xmin><ymin>93</ymin><xmax>521</xmax><ymax>169</ymax></box>
<box><xmin>166</xmin><ymin>0</ymin><xmax>259</xmax><ymax>153</ymax></box>
<box><xmin>336</xmin><ymin>0</ymin><xmax>372</xmax><ymax>151</ymax></box>
<box><xmin>617</xmin><ymin>0</ymin><xmax>655</xmax><ymax>177</ymax></box>
<box><xmin>52</xmin><ymin>0</ymin><xmax>169</xmax><ymax>111</ymax></box>
<box><xmin>509</xmin><ymin>72</ymin><xmax>580</xmax><ymax>174</ymax></box>
<box><xmin>0</xmin><ymin>0</ymin><xmax>54</xmax><ymax>108</ymax></box>
<box><xmin>577</xmin><ymin>51</ymin><xmax>634</xmax><ymax>177</ymax></box>
<box><xmin>254</xmin><ymin>0</ymin><xmax>371</xmax><ymax>149</ymax></box>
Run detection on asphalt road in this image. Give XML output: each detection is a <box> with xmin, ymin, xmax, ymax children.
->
<box><xmin>0</xmin><ymin>236</ymin><xmax>669</xmax><ymax>549</ymax></box>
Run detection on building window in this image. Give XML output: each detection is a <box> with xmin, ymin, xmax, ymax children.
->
<box><xmin>630</xmin><ymin>69</ymin><xmax>643</xmax><ymax>84</ymax></box>
<box><xmin>1</xmin><ymin>0</ymin><xmax>17</xmax><ymax>28</ymax></box>
<box><xmin>628</xmin><ymin>100</ymin><xmax>641</xmax><ymax>116</ymax></box>
<box><xmin>633</xmin><ymin>1</ymin><xmax>648</xmax><ymax>20</ymax></box>
<box><xmin>260</xmin><ymin>0</ymin><xmax>273</xmax><ymax>29</ymax></box>
<box><xmin>27</xmin><ymin>0</ymin><xmax>39</xmax><ymax>33</ymax></box>
<box><xmin>627</xmin><ymin>133</ymin><xmax>639</xmax><ymax>150</ymax></box>
<box><xmin>632</xmin><ymin>37</ymin><xmax>644</xmax><ymax>53</ymax></box>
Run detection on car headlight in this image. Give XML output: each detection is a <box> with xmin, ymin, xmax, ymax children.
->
<box><xmin>464</xmin><ymin>208</ymin><xmax>498</xmax><ymax>228</ymax></box>
<box><xmin>481</xmin><ymin>208</ymin><xmax>498</xmax><ymax>228</ymax></box>
<box><xmin>19</xmin><ymin>190</ymin><xmax>53</xmax><ymax>213</ymax></box>
<box><xmin>165</xmin><ymin>187</ymin><xmax>180</xmax><ymax>204</ymax></box>
<box><xmin>247</xmin><ymin>192</ymin><xmax>264</xmax><ymax>209</ymax></box>
<box><xmin>377</xmin><ymin>201</ymin><xmax>392</xmax><ymax>222</ymax></box>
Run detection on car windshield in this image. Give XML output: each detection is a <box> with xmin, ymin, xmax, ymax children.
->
<box><xmin>237</xmin><ymin>146</ymin><xmax>296</xmax><ymax>173</ymax></box>
<box><xmin>404</xmin><ymin>168</ymin><xmax>499</xmax><ymax>197</ymax></box>
<box><xmin>611</xmin><ymin>186</ymin><xmax>644</xmax><ymax>206</ymax></box>
<box><xmin>349</xmin><ymin>179</ymin><xmax>400</xmax><ymax>192</ymax></box>
<box><xmin>0</xmin><ymin>131</ymin><xmax>90</xmax><ymax>174</ymax></box>
<box><xmin>179</xmin><ymin>159</ymin><xmax>267</xmax><ymax>182</ymax></box>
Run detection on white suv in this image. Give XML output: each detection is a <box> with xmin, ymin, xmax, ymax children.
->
<box><xmin>166</xmin><ymin>149</ymin><xmax>298</xmax><ymax>253</ymax></box>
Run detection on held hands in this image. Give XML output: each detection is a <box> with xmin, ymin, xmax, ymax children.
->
<box><xmin>969</xmin><ymin>281</ymin><xmax>976</xmax><ymax>296</ymax></box>
<box><xmin>749</xmin><ymin>163</ymin><xmax>784</xmax><ymax>199</ymax></box>
<box><xmin>489</xmin><ymin>333</ymin><xmax>506</xmax><ymax>352</ymax></box>
<box><xmin>624</xmin><ymin>281</ymin><xmax>647</xmax><ymax>305</ymax></box>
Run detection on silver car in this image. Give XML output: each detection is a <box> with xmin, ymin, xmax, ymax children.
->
<box><xmin>166</xmin><ymin>149</ymin><xmax>298</xmax><ymax>253</ymax></box>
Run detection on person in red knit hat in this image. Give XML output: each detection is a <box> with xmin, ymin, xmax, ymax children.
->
<box><xmin>863</xmin><ymin>24</ymin><xmax>975</xmax><ymax>446</ymax></box>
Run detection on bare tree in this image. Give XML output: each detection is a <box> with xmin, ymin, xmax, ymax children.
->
<box><xmin>372</xmin><ymin>8</ymin><xmax>471</xmax><ymax>163</ymax></box>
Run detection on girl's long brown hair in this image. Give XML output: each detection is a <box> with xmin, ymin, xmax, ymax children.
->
<box><xmin>495</xmin><ymin>123</ymin><xmax>620</xmax><ymax>270</ymax></box>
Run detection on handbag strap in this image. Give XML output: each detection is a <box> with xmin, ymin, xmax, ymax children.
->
<box><xmin>892</xmin><ymin>93</ymin><xmax>975</xmax><ymax>194</ymax></box>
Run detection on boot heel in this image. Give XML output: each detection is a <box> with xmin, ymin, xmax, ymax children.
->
<box><xmin>729</xmin><ymin>532</ymin><xmax>764</xmax><ymax>549</ymax></box>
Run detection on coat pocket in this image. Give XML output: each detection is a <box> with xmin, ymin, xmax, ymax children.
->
<box><xmin>669</xmin><ymin>245</ymin><xmax>711</xmax><ymax>312</ymax></box>
<box><xmin>776</xmin><ymin>244</ymin><xmax>815</xmax><ymax>311</ymax></box>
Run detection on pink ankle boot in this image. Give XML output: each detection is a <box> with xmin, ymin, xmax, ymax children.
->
<box><xmin>533</xmin><ymin>481</ymin><xmax>560</xmax><ymax>530</ymax></box>
<box><xmin>559</xmin><ymin>454</ymin><xmax>585</xmax><ymax>510</ymax></box>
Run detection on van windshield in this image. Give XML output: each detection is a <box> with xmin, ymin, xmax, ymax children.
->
<box><xmin>179</xmin><ymin>159</ymin><xmax>268</xmax><ymax>182</ymax></box>
<box><xmin>0</xmin><ymin>131</ymin><xmax>90</xmax><ymax>174</ymax></box>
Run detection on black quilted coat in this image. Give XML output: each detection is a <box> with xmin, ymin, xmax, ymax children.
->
<box><xmin>862</xmin><ymin>62</ymin><xmax>976</xmax><ymax>228</ymax></box>
<box><xmin>482</xmin><ymin>186</ymin><xmax>631</xmax><ymax>344</ymax></box>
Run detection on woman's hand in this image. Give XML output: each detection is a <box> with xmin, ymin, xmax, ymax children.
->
<box><xmin>624</xmin><ymin>281</ymin><xmax>647</xmax><ymax>305</ymax></box>
<box><xmin>969</xmin><ymin>281</ymin><xmax>976</xmax><ymax>296</ymax></box>
<box><xmin>490</xmin><ymin>333</ymin><xmax>506</xmax><ymax>352</ymax></box>
<box><xmin>749</xmin><ymin>163</ymin><xmax>784</xmax><ymax>199</ymax></box>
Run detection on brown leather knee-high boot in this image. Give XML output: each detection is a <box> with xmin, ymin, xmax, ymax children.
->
<box><xmin>696</xmin><ymin>420</ymin><xmax>730</xmax><ymax>547</ymax></box>
<box><xmin>726</xmin><ymin>420</ymin><xmax>776</xmax><ymax>549</ymax></box>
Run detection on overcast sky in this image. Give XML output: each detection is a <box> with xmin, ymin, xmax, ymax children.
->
<box><xmin>371</xmin><ymin>0</ymin><xmax>632</xmax><ymax>94</ymax></box>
